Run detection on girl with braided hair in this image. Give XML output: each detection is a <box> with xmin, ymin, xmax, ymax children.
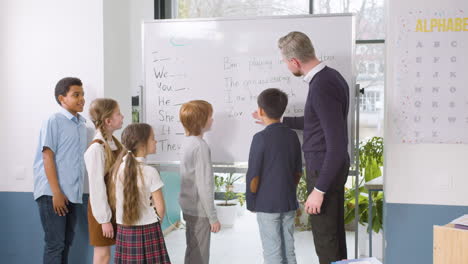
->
<box><xmin>113</xmin><ymin>123</ymin><xmax>171</xmax><ymax>264</ymax></box>
<box><xmin>85</xmin><ymin>98</ymin><xmax>124</xmax><ymax>264</ymax></box>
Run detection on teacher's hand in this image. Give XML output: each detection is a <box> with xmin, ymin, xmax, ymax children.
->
<box><xmin>304</xmin><ymin>190</ymin><xmax>324</xmax><ymax>215</ymax></box>
<box><xmin>252</xmin><ymin>111</ymin><xmax>265</xmax><ymax>125</ymax></box>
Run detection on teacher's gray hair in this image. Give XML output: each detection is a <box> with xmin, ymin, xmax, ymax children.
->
<box><xmin>278</xmin><ymin>31</ymin><xmax>316</xmax><ymax>62</ymax></box>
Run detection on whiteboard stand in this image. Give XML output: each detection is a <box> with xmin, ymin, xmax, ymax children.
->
<box><xmin>354</xmin><ymin>83</ymin><xmax>363</xmax><ymax>259</ymax></box>
<box><xmin>140</xmin><ymin>15</ymin><xmax>363</xmax><ymax>258</ymax></box>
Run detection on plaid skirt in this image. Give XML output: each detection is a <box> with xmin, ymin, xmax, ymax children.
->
<box><xmin>115</xmin><ymin>222</ymin><xmax>171</xmax><ymax>264</ymax></box>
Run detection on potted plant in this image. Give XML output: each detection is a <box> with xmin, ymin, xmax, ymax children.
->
<box><xmin>214</xmin><ymin>175</ymin><xmax>226</xmax><ymax>200</ymax></box>
<box><xmin>359</xmin><ymin>136</ymin><xmax>384</xmax><ymax>182</ymax></box>
<box><xmin>224</xmin><ymin>173</ymin><xmax>242</xmax><ymax>192</ymax></box>
<box><xmin>236</xmin><ymin>192</ymin><xmax>246</xmax><ymax>216</ymax></box>
<box><xmin>215</xmin><ymin>189</ymin><xmax>238</xmax><ymax>228</ymax></box>
<box><xmin>295</xmin><ymin>170</ymin><xmax>312</xmax><ymax>230</ymax></box>
<box><xmin>214</xmin><ymin>173</ymin><xmax>242</xmax><ymax>200</ymax></box>
<box><xmin>344</xmin><ymin>136</ymin><xmax>384</xmax><ymax>257</ymax></box>
<box><xmin>215</xmin><ymin>175</ymin><xmax>225</xmax><ymax>192</ymax></box>
<box><xmin>213</xmin><ymin>173</ymin><xmax>243</xmax><ymax>227</ymax></box>
<box><xmin>344</xmin><ymin>183</ymin><xmax>384</xmax><ymax>233</ymax></box>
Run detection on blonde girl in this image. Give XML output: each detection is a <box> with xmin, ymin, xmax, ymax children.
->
<box><xmin>85</xmin><ymin>98</ymin><xmax>124</xmax><ymax>264</ymax></box>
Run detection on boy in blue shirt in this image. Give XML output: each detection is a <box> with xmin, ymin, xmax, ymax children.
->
<box><xmin>246</xmin><ymin>88</ymin><xmax>302</xmax><ymax>264</ymax></box>
<box><xmin>33</xmin><ymin>77</ymin><xmax>87</xmax><ymax>263</ymax></box>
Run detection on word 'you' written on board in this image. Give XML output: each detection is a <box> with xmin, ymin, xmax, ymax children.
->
<box><xmin>148</xmin><ymin>49</ymin><xmax>315</xmax><ymax>155</ymax></box>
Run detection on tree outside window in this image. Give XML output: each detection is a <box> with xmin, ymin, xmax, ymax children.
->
<box><xmin>177</xmin><ymin>0</ymin><xmax>309</xmax><ymax>18</ymax></box>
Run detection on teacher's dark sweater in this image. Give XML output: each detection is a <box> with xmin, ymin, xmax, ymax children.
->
<box><xmin>283</xmin><ymin>66</ymin><xmax>350</xmax><ymax>192</ymax></box>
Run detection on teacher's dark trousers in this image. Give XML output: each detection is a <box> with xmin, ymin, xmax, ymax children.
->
<box><xmin>306</xmin><ymin>162</ymin><xmax>349</xmax><ymax>264</ymax></box>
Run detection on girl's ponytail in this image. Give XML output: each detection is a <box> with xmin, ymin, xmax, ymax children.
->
<box><xmin>116</xmin><ymin>123</ymin><xmax>152</xmax><ymax>225</ymax></box>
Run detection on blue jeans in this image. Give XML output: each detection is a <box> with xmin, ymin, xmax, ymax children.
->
<box><xmin>257</xmin><ymin>210</ymin><xmax>297</xmax><ymax>264</ymax></box>
<box><xmin>36</xmin><ymin>195</ymin><xmax>78</xmax><ymax>264</ymax></box>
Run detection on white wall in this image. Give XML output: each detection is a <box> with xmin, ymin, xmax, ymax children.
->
<box><xmin>1</xmin><ymin>0</ymin><xmax>104</xmax><ymax>192</ymax></box>
<box><xmin>103</xmin><ymin>0</ymin><xmax>131</xmax><ymax>139</ymax></box>
<box><xmin>102</xmin><ymin>0</ymin><xmax>154</xmax><ymax>138</ymax></box>
<box><xmin>385</xmin><ymin>0</ymin><xmax>468</xmax><ymax>206</ymax></box>
<box><xmin>129</xmin><ymin>1</ymin><xmax>155</xmax><ymax>98</ymax></box>
<box><xmin>1</xmin><ymin>0</ymin><xmax>151</xmax><ymax>192</ymax></box>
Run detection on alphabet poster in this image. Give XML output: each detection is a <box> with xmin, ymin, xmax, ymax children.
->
<box><xmin>390</xmin><ymin>8</ymin><xmax>468</xmax><ymax>144</ymax></box>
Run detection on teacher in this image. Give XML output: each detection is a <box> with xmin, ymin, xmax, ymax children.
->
<box><xmin>255</xmin><ymin>31</ymin><xmax>350</xmax><ymax>264</ymax></box>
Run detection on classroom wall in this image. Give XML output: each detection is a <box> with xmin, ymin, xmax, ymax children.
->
<box><xmin>0</xmin><ymin>171</ymin><xmax>180</xmax><ymax>264</ymax></box>
<box><xmin>384</xmin><ymin>0</ymin><xmax>468</xmax><ymax>263</ymax></box>
<box><xmin>1</xmin><ymin>0</ymin><xmax>103</xmax><ymax>262</ymax></box>
<box><xmin>103</xmin><ymin>0</ymin><xmax>132</xmax><ymax>139</ymax></box>
<box><xmin>129</xmin><ymin>0</ymin><xmax>155</xmax><ymax>101</ymax></box>
<box><xmin>1</xmin><ymin>1</ymin><xmax>181</xmax><ymax>263</ymax></box>
<box><xmin>0</xmin><ymin>0</ymin><xmax>105</xmax><ymax>193</ymax></box>
<box><xmin>0</xmin><ymin>0</ymin><xmax>154</xmax><ymax>192</ymax></box>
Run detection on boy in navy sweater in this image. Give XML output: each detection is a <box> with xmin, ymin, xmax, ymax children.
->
<box><xmin>246</xmin><ymin>88</ymin><xmax>302</xmax><ymax>264</ymax></box>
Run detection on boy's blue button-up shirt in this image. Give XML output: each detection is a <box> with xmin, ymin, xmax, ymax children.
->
<box><xmin>246</xmin><ymin>122</ymin><xmax>302</xmax><ymax>213</ymax></box>
<box><xmin>33</xmin><ymin>107</ymin><xmax>87</xmax><ymax>204</ymax></box>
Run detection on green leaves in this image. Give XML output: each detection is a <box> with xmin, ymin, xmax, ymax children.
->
<box><xmin>296</xmin><ymin>169</ymin><xmax>308</xmax><ymax>202</ymax></box>
<box><xmin>344</xmin><ymin>137</ymin><xmax>384</xmax><ymax>233</ymax></box>
<box><xmin>359</xmin><ymin>136</ymin><xmax>384</xmax><ymax>182</ymax></box>
<box><xmin>214</xmin><ymin>175</ymin><xmax>225</xmax><ymax>192</ymax></box>
<box><xmin>215</xmin><ymin>173</ymin><xmax>242</xmax><ymax>192</ymax></box>
<box><xmin>224</xmin><ymin>190</ymin><xmax>237</xmax><ymax>205</ymax></box>
<box><xmin>364</xmin><ymin>158</ymin><xmax>382</xmax><ymax>182</ymax></box>
<box><xmin>236</xmin><ymin>193</ymin><xmax>245</xmax><ymax>206</ymax></box>
<box><xmin>344</xmin><ymin>189</ymin><xmax>384</xmax><ymax>233</ymax></box>
<box><xmin>215</xmin><ymin>173</ymin><xmax>243</xmax><ymax>206</ymax></box>
<box><xmin>225</xmin><ymin>173</ymin><xmax>242</xmax><ymax>186</ymax></box>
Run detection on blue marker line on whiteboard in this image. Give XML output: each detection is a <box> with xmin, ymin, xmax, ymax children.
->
<box><xmin>170</xmin><ymin>37</ymin><xmax>188</xmax><ymax>46</ymax></box>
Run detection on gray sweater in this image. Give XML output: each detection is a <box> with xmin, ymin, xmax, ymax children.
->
<box><xmin>179</xmin><ymin>136</ymin><xmax>218</xmax><ymax>224</ymax></box>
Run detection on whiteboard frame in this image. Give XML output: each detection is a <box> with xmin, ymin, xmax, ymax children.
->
<box><xmin>141</xmin><ymin>14</ymin><xmax>357</xmax><ymax>166</ymax></box>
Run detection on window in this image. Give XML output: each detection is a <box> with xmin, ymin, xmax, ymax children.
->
<box><xmin>173</xmin><ymin>0</ymin><xmax>386</xmax><ymax>139</ymax></box>
<box><xmin>313</xmin><ymin>0</ymin><xmax>385</xmax><ymax>40</ymax></box>
<box><xmin>313</xmin><ymin>0</ymin><xmax>385</xmax><ymax>139</ymax></box>
<box><xmin>355</xmin><ymin>43</ymin><xmax>384</xmax><ymax>137</ymax></box>
<box><xmin>360</xmin><ymin>90</ymin><xmax>382</xmax><ymax>112</ymax></box>
<box><xmin>177</xmin><ymin>0</ymin><xmax>309</xmax><ymax>18</ymax></box>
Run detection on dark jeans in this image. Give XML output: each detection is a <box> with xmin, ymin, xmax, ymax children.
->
<box><xmin>36</xmin><ymin>195</ymin><xmax>78</xmax><ymax>264</ymax></box>
<box><xmin>306</xmin><ymin>162</ymin><xmax>349</xmax><ymax>264</ymax></box>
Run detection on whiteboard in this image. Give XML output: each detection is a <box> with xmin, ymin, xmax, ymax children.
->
<box><xmin>143</xmin><ymin>14</ymin><xmax>356</xmax><ymax>164</ymax></box>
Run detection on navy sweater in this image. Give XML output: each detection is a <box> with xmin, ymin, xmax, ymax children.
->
<box><xmin>246</xmin><ymin>123</ymin><xmax>302</xmax><ymax>213</ymax></box>
<box><xmin>283</xmin><ymin>66</ymin><xmax>350</xmax><ymax>192</ymax></box>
